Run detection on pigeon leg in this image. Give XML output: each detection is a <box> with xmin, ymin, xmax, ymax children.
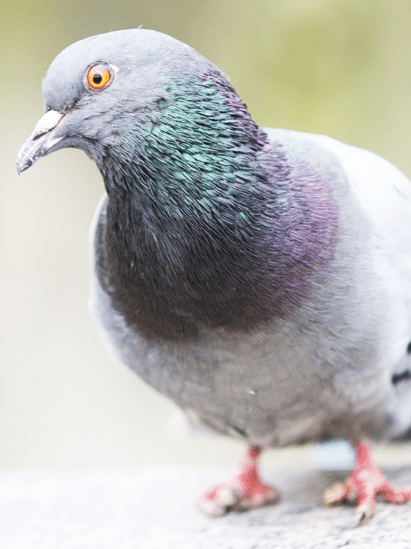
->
<box><xmin>323</xmin><ymin>442</ymin><xmax>411</xmax><ymax>525</ymax></box>
<box><xmin>197</xmin><ymin>445</ymin><xmax>279</xmax><ymax>516</ymax></box>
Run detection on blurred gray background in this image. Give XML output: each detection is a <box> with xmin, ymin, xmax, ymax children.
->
<box><xmin>2</xmin><ymin>0</ymin><xmax>411</xmax><ymax>471</ymax></box>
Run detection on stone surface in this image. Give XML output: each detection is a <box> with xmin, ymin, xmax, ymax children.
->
<box><xmin>0</xmin><ymin>464</ymin><xmax>411</xmax><ymax>548</ymax></box>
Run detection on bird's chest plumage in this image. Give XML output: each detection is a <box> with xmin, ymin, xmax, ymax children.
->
<box><xmin>95</xmin><ymin>158</ymin><xmax>337</xmax><ymax>342</ymax></box>
<box><xmin>89</xmin><ymin>126</ymin><xmax>411</xmax><ymax>447</ymax></box>
<box><xmin>89</xmin><ymin>193</ymin><xmax>395</xmax><ymax>446</ymax></box>
<box><xmin>89</xmin><ymin>155</ymin><xmax>411</xmax><ymax>447</ymax></box>
<box><xmin>93</xmin><ymin>86</ymin><xmax>339</xmax><ymax>342</ymax></box>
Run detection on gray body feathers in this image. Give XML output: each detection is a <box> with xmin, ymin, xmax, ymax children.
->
<box><xmin>90</xmin><ymin>128</ymin><xmax>411</xmax><ymax>448</ymax></box>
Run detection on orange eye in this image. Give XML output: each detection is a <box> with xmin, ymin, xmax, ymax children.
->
<box><xmin>86</xmin><ymin>64</ymin><xmax>112</xmax><ymax>90</ymax></box>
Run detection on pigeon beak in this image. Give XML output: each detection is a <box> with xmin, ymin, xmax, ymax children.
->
<box><xmin>16</xmin><ymin>110</ymin><xmax>65</xmax><ymax>174</ymax></box>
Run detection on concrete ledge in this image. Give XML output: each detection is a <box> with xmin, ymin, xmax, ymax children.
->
<box><xmin>0</xmin><ymin>465</ymin><xmax>410</xmax><ymax>548</ymax></box>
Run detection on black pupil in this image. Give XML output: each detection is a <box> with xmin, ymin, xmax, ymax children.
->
<box><xmin>93</xmin><ymin>73</ymin><xmax>103</xmax><ymax>84</ymax></box>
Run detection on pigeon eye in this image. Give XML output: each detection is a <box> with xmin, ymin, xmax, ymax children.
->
<box><xmin>86</xmin><ymin>64</ymin><xmax>112</xmax><ymax>91</ymax></box>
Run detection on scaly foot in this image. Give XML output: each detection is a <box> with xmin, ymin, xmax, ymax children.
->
<box><xmin>323</xmin><ymin>442</ymin><xmax>411</xmax><ymax>525</ymax></box>
<box><xmin>197</xmin><ymin>445</ymin><xmax>279</xmax><ymax>516</ymax></box>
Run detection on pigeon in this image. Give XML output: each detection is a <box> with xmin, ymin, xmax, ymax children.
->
<box><xmin>17</xmin><ymin>29</ymin><xmax>411</xmax><ymax>525</ymax></box>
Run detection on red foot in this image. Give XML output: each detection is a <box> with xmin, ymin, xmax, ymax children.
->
<box><xmin>323</xmin><ymin>442</ymin><xmax>411</xmax><ymax>525</ymax></box>
<box><xmin>197</xmin><ymin>446</ymin><xmax>279</xmax><ymax>516</ymax></box>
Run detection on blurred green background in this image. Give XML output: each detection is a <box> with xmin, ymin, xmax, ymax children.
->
<box><xmin>2</xmin><ymin>0</ymin><xmax>411</xmax><ymax>470</ymax></box>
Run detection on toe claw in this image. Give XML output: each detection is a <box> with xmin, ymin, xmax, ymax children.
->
<box><xmin>197</xmin><ymin>491</ymin><xmax>231</xmax><ymax>517</ymax></box>
<box><xmin>350</xmin><ymin>511</ymin><xmax>366</xmax><ymax>528</ymax></box>
<box><xmin>323</xmin><ymin>481</ymin><xmax>347</xmax><ymax>506</ymax></box>
<box><xmin>218</xmin><ymin>486</ymin><xmax>241</xmax><ymax>507</ymax></box>
<box><xmin>352</xmin><ymin>501</ymin><xmax>375</xmax><ymax>527</ymax></box>
<box><xmin>239</xmin><ymin>485</ymin><xmax>280</xmax><ymax>510</ymax></box>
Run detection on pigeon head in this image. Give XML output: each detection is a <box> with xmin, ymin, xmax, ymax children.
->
<box><xmin>16</xmin><ymin>28</ymin><xmax>265</xmax><ymax>190</ymax></box>
<box><xmin>17</xmin><ymin>29</ymin><xmax>236</xmax><ymax>176</ymax></box>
